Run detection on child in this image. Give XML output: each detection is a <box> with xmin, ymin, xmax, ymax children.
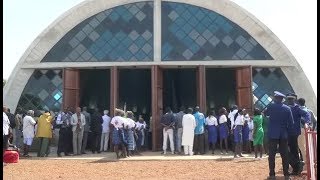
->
<box><xmin>242</xmin><ymin>114</ymin><xmax>250</xmax><ymax>153</ymax></box>
<box><xmin>218</xmin><ymin>107</ymin><xmax>229</xmax><ymax>154</ymax></box>
<box><xmin>205</xmin><ymin>111</ymin><xmax>218</xmax><ymax>154</ymax></box>
<box><xmin>248</xmin><ymin>115</ymin><xmax>254</xmax><ymax>153</ymax></box>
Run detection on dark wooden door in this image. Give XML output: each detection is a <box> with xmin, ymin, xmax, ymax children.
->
<box><xmin>151</xmin><ymin>65</ymin><xmax>163</xmax><ymax>151</ymax></box>
<box><xmin>63</xmin><ymin>68</ymin><xmax>80</xmax><ymax>111</ymax></box>
<box><xmin>110</xmin><ymin>66</ymin><xmax>119</xmax><ymax>117</ymax></box>
<box><xmin>196</xmin><ymin>65</ymin><xmax>206</xmax><ymax>114</ymax></box>
<box><xmin>236</xmin><ymin>66</ymin><xmax>253</xmax><ymax>115</ymax></box>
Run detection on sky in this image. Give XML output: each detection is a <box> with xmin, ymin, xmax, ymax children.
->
<box><xmin>3</xmin><ymin>0</ymin><xmax>317</xmax><ymax>96</ymax></box>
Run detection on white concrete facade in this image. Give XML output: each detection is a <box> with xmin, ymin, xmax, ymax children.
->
<box><xmin>3</xmin><ymin>0</ymin><xmax>317</xmax><ymax>114</ymax></box>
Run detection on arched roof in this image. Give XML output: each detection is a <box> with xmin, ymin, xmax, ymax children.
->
<box><xmin>3</xmin><ymin>0</ymin><xmax>316</xmax><ymax>114</ymax></box>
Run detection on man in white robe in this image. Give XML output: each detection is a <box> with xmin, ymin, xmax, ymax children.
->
<box><xmin>182</xmin><ymin>108</ymin><xmax>196</xmax><ymax>155</ymax></box>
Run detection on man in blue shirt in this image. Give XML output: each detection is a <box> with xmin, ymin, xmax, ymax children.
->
<box><xmin>286</xmin><ymin>93</ymin><xmax>311</xmax><ymax>175</ymax></box>
<box><xmin>264</xmin><ymin>91</ymin><xmax>294</xmax><ymax>180</ymax></box>
<box><xmin>193</xmin><ymin>106</ymin><xmax>206</xmax><ymax>155</ymax></box>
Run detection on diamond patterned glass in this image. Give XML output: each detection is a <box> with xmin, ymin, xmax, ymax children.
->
<box><xmin>161</xmin><ymin>2</ymin><xmax>273</xmax><ymax>60</ymax></box>
<box><xmin>16</xmin><ymin>70</ymin><xmax>63</xmax><ymax>112</ymax></box>
<box><xmin>252</xmin><ymin>68</ymin><xmax>294</xmax><ymax>110</ymax></box>
<box><xmin>42</xmin><ymin>2</ymin><xmax>153</xmax><ymax>62</ymax></box>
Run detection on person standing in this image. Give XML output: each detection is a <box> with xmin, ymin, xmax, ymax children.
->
<box><xmin>81</xmin><ymin>107</ymin><xmax>91</xmax><ymax>154</ymax></box>
<box><xmin>14</xmin><ymin>108</ymin><xmax>23</xmax><ymax>148</ymax></box>
<box><xmin>66</xmin><ymin>108</ymin><xmax>74</xmax><ymax>154</ymax></box>
<box><xmin>263</xmin><ymin>115</ymin><xmax>269</xmax><ymax>155</ymax></box>
<box><xmin>161</xmin><ymin>107</ymin><xmax>175</xmax><ymax>155</ymax></box>
<box><xmin>110</xmin><ymin>108</ymin><xmax>125</xmax><ymax>159</ymax></box>
<box><xmin>71</xmin><ymin>107</ymin><xmax>86</xmax><ymax>155</ymax></box>
<box><xmin>253</xmin><ymin>108</ymin><xmax>264</xmax><ymax>159</ymax></box>
<box><xmin>205</xmin><ymin>110</ymin><xmax>218</xmax><ymax>154</ymax></box>
<box><xmin>285</xmin><ymin>93</ymin><xmax>311</xmax><ymax>175</ymax></box>
<box><xmin>182</xmin><ymin>108</ymin><xmax>196</xmax><ymax>156</ymax></box>
<box><xmin>36</xmin><ymin>110</ymin><xmax>53</xmax><ymax>157</ymax></box>
<box><xmin>193</xmin><ymin>106</ymin><xmax>206</xmax><ymax>155</ymax></box>
<box><xmin>22</xmin><ymin>110</ymin><xmax>36</xmax><ymax>157</ymax></box>
<box><xmin>56</xmin><ymin>108</ymin><xmax>71</xmax><ymax>157</ymax></box>
<box><xmin>100</xmin><ymin>110</ymin><xmax>111</xmax><ymax>152</ymax></box>
<box><xmin>297</xmin><ymin>98</ymin><xmax>317</xmax><ymax>132</ymax></box>
<box><xmin>218</xmin><ymin>107</ymin><xmax>229</xmax><ymax>154</ymax></box>
<box><xmin>242</xmin><ymin>114</ymin><xmax>251</xmax><ymax>154</ymax></box>
<box><xmin>228</xmin><ymin>105</ymin><xmax>238</xmax><ymax>152</ymax></box>
<box><xmin>125</xmin><ymin>111</ymin><xmax>136</xmax><ymax>156</ymax></box>
<box><xmin>264</xmin><ymin>91</ymin><xmax>294</xmax><ymax>180</ymax></box>
<box><xmin>3</xmin><ymin>106</ymin><xmax>10</xmax><ymax>166</ymax></box>
<box><xmin>6</xmin><ymin>108</ymin><xmax>15</xmax><ymax>144</ymax></box>
<box><xmin>175</xmin><ymin>106</ymin><xmax>185</xmax><ymax>154</ymax></box>
<box><xmin>135</xmin><ymin>117</ymin><xmax>147</xmax><ymax>152</ymax></box>
<box><xmin>233</xmin><ymin>109</ymin><xmax>245</xmax><ymax>158</ymax></box>
<box><xmin>90</xmin><ymin>109</ymin><xmax>103</xmax><ymax>154</ymax></box>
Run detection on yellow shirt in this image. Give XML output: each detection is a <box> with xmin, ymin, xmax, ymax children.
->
<box><xmin>36</xmin><ymin>112</ymin><xmax>53</xmax><ymax>138</ymax></box>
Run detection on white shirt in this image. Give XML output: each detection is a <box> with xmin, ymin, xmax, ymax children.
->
<box><xmin>205</xmin><ymin>116</ymin><xmax>218</xmax><ymax>126</ymax></box>
<box><xmin>228</xmin><ymin>109</ymin><xmax>238</xmax><ymax>130</ymax></box>
<box><xmin>23</xmin><ymin>115</ymin><xmax>36</xmax><ymax>138</ymax></box>
<box><xmin>234</xmin><ymin>114</ymin><xmax>244</xmax><ymax>126</ymax></box>
<box><xmin>135</xmin><ymin>121</ymin><xmax>146</xmax><ymax>130</ymax></box>
<box><xmin>219</xmin><ymin>115</ymin><xmax>228</xmax><ymax>124</ymax></box>
<box><xmin>126</xmin><ymin>118</ymin><xmax>136</xmax><ymax>129</ymax></box>
<box><xmin>3</xmin><ymin>112</ymin><xmax>10</xmax><ymax>135</ymax></box>
<box><xmin>110</xmin><ymin>116</ymin><xmax>124</xmax><ymax>129</ymax></box>
<box><xmin>102</xmin><ymin>115</ymin><xmax>111</xmax><ymax>133</ymax></box>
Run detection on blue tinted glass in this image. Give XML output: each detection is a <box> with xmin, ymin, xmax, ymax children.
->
<box><xmin>253</xmin><ymin>68</ymin><xmax>294</xmax><ymax>111</ymax></box>
<box><xmin>162</xmin><ymin>2</ymin><xmax>273</xmax><ymax>61</ymax></box>
<box><xmin>42</xmin><ymin>2</ymin><xmax>153</xmax><ymax>62</ymax></box>
<box><xmin>17</xmin><ymin>70</ymin><xmax>63</xmax><ymax>112</ymax></box>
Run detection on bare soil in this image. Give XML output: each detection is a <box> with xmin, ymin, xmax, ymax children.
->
<box><xmin>3</xmin><ymin>157</ymin><xmax>307</xmax><ymax>180</ymax></box>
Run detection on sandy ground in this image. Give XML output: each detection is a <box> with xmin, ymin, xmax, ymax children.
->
<box><xmin>3</xmin><ymin>155</ymin><xmax>307</xmax><ymax>180</ymax></box>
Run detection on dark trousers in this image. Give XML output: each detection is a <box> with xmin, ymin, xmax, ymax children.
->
<box><xmin>268</xmin><ymin>138</ymin><xmax>289</xmax><ymax>176</ymax></box>
<box><xmin>193</xmin><ymin>134</ymin><xmax>205</xmax><ymax>154</ymax></box>
<box><xmin>91</xmin><ymin>132</ymin><xmax>101</xmax><ymax>153</ymax></box>
<box><xmin>57</xmin><ymin>128</ymin><xmax>69</xmax><ymax>155</ymax></box>
<box><xmin>66</xmin><ymin>127</ymin><xmax>73</xmax><ymax>153</ymax></box>
<box><xmin>288</xmin><ymin>135</ymin><xmax>300</xmax><ymax>171</ymax></box>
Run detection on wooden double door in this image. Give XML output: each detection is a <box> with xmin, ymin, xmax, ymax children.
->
<box><xmin>62</xmin><ymin>66</ymin><xmax>253</xmax><ymax>151</ymax></box>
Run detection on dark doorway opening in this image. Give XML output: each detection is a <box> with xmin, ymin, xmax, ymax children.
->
<box><xmin>206</xmin><ymin>68</ymin><xmax>236</xmax><ymax>114</ymax></box>
<box><xmin>79</xmin><ymin>69</ymin><xmax>110</xmax><ymax>113</ymax></box>
<box><xmin>119</xmin><ymin>69</ymin><xmax>151</xmax><ymax>121</ymax></box>
<box><xmin>163</xmin><ymin>69</ymin><xmax>197</xmax><ymax>113</ymax></box>
<box><xmin>119</xmin><ymin>69</ymin><xmax>152</xmax><ymax>150</ymax></box>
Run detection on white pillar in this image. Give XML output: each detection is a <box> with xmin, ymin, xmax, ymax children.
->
<box><xmin>154</xmin><ymin>0</ymin><xmax>161</xmax><ymax>62</ymax></box>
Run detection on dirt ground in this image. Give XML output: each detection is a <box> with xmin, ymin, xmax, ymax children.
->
<box><xmin>3</xmin><ymin>156</ymin><xmax>307</xmax><ymax>180</ymax></box>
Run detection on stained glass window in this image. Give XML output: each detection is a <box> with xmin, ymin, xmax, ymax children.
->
<box><xmin>162</xmin><ymin>2</ymin><xmax>273</xmax><ymax>61</ymax></box>
<box><xmin>42</xmin><ymin>2</ymin><xmax>154</xmax><ymax>62</ymax></box>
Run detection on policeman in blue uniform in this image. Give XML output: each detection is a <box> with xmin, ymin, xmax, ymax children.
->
<box><xmin>264</xmin><ymin>91</ymin><xmax>294</xmax><ymax>180</ymax></box>
<box><xmin>285</xmin><ymin>93</ymin><xmax>311</xmax><ymax>175</ymax></box>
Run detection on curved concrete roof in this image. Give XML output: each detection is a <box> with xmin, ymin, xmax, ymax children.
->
<box><xmin>3</xmin><ymin>0</ymin><xmax>316</xmax><ymax>114</ymax></box>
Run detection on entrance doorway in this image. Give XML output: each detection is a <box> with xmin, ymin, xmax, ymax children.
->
<box><xmin>163</xmin><ymin>69</ymin><xmax>197</xmax><ymax>112</ymax></box>
<box><xmin>118</xmin><ymin>69</ymin><xmax>151</xmax><ymax>121</ymax></box>
<box><xmin>206</xmin><ymin>68</ymin><xmax>236</xmax><ymax>114</ymax></box>
<box><xmin>79</xmin><ymin>69</ymin><xmax>110</xmax><ymax>112</ymax></box>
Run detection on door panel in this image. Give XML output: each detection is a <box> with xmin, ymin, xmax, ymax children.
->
<box><xmin>152</xmin><ymin>65</ymin><xmax>163</xmax><ymax>151</ymax></box>
<box><xmin>63</xmin><ymin>68</ymin><xmax>80</xmax><ymax>110</ymax></box>
<box><xmin>110</xmin><ymin>66</ymin><xmax>119</xmax><ymax>117</ymax></box>
<box><xmin>196</xmin><ymin>65</ymin><xmax>206</xmax><ymax>113</ymax></box>
<box><xmin>236</xmin><ymin>66</ymin><xmax>253</xmax><ymax>114</ymax></box>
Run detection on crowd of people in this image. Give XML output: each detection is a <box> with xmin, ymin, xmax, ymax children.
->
<box><xmin>3</xmin><ymin>91</ymin><xmax>317</xmax><ymax>179</ymax></box>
